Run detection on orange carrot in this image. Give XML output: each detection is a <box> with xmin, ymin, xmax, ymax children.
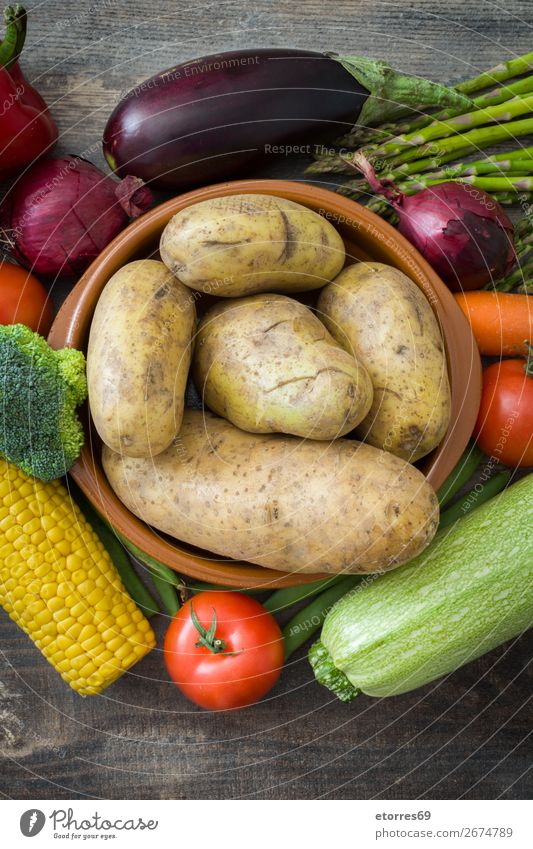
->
<box><xmin>454</xmin><ymin>291</ymin><xmax>532</xmax><ymax>357</ymax></box>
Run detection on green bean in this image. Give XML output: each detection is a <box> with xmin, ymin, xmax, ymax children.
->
<box><xmin>263</xmin><ymin>576</ymin><xmax>345</xmax><ymax>614</ymax></box>
<box><xmin>283</xmin><ymin>577</ymin><xmax>361</xmax><ymax>660</ymax></box>
<box><xmin>439</xmin><ymin>471</ymin><xmax>512</xmax><ymax>530</ymax></box>
<box><xmin>186</xmin><ymin>581</ymin><xmax>266</xmax><ymax>596</ymax></box>
<box><xmin>114</xmin><ymin>532</ymin><xmax>183</xmax><ymax>616</ymax></box>
<box><xmin>115</xmin><ymin>532</ymin><xmax>182</xmax><ymax>586</ymax></box>
<box><xmin>436</xmin><ymin>444</ymin><xmax>485</xmax><ymax>508</ymax></box>
<box><xmin>144</xmin><ymin>566</ymin><xmax>180</xmax><ymax>616</ymax></box>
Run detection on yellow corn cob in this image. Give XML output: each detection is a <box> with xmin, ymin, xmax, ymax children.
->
<box><xmin>0</xmin><ymin>458</ymin><xmax>155</xmax><ymax>695</ymax></box>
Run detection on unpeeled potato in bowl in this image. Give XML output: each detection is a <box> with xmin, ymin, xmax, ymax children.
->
<box><xmin>159</xmin><ymin>193</ymin><xmax>346</xmax><ymax>297</ymax></box>
<box><xmin>103</xmin><ymin>410</ymin><xmax>440</xmax><ymax>575</ymax></box>
<box><xmin>318</xmin><ymin>262</ymin><xmax>451</xmax><ymax>462</ymax></box>
<box><xmin>193</xmin><ymin>293</ymin><xmax>373</xmax><ymax>440</ymax></box>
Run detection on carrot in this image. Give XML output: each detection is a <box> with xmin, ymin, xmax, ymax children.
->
<box><xmin>454</xmin><ymin>291</ymin><xmax>532</xmax><ymax>356</ymax></box>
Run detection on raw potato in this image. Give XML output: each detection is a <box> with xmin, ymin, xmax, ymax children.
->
<box><xmin>318</xmin><ymin>263</ymin><xmax>451</xmax><ymax>461</ymax></box>
<box><xmin>87</xmin><ymin>259</ymin><xmax>195</xmax><ymax>458</ymax></box>
<box><xmin>194</xmin><ymin>294</ymin><xmax>373</xmax><ymax>440</ymax></box>
<box><xmin>159</xmin><ymin>193</ymin><xmax>346</xmax><ymax>297</ymax></box>
<box><xmin>103</xmin><ymin>410</ymin><xmax>439</xmax><ymax>575</ymax></box>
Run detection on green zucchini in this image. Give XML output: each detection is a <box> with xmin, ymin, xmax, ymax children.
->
<box><xmin>309</xmin><ymin>473</ymin><xmax>533</xmax><ymax>701</ymax></box>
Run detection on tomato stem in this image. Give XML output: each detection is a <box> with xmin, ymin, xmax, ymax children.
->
<box><xmin>190</xmin><ymin>604</ymin><xmax>232</xmax><ymax>654</ymax></box>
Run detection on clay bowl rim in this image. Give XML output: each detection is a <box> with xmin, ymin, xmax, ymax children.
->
<box><xmin>48</xmin><ymin>178</ymin><xmax>482</xmax><ymax>590</ymax></box>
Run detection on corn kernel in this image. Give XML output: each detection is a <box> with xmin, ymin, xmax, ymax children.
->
<box><xmin>94</xmin><ymin>595</ymin><xmax>113</xmax><ymax>612</ymax></box>
<box><xmin>56</xmin><ymin>581</ymin><xmax>74</xmax><ymax>599</ymax></box>
<box><xmin>31</xmin><ymin>529</ymin><xmax>46</xmax><ymax>546</ymax></box>
<box><xmin>10</xmin><ymin>498</ymin><xmax>28</xmax><ymax>517</ymax></box>
<box><xmin>56</xmin><ymin>616</ymin><xmax>76</xmax><ymax>634</ymax></box>
<box><xmin>34</xmin><ymin>608</ymin><xmax>53</xmax><ymax>627</ymax></box>
<box><xmin>67</xmin><ymin>554</ymin><xmax>84</xmax><ymax>572</ymax></box>
<box><xmin>4</xmin><ymin>551</ymin><xmax>21</xmax><ymax>570</ymax></box>
<box><xmin>76</xmin><ymin>609</ymin><xmax>95</xmax><ymax>627</ymax></box>
<box><xmin>79</xmin><ymin>624</ymin><xmax>97</xmax><ymax>642</ymax></box>
<box><xmin>65</xmin><ymin>622</ymin><xmax>83</xmax><ymax>642</ymax></box>
<box><xmin>64</xmin><ymin>643</ymin><xmax>83</xmax><ymax>661</ymax></box>
<box><xmin>78</xmin><ymin>660</ymin><xmax>97</xmax><ymax>680</ymax></box>
<box><xmin>85</xmin><ymin>588</ymin><xmax>103</xmax><ymax>607</ymax></box>
<box><xmin>40</xmin><ymin>512</ymin><xmax>55</xmax><ymax>530</ymax></box>
<box><xmin>68</xmin><ymin>653</ymin><xmax>90</xmax><ymax>672</ymax></box>
<box><xmin>40</xmin><ymin>621</ymin><xmax>57</xmax><ymax>639</ymax></box>
<box><xmin>47</xmin><ymin>596</ymin><xmax>65</xmax><ymax>615</ymax></box>
<box><xmin>81</xmin><ymin>633</ymin><xmax>103</xmax><ymax>653</ymax></box>
<box><xmin>106</xmin><ymin>635</ymin><xmax>127</xmax><ymax>653</ymax></box>
<box><xmin>114</xmin><ymin>642</ymin><xmax>134</xmax><ymax>662</ymax></box>
<box><xmin>69</xmin><ymin>600</ymin><xmax>87</xmax><ymax>619</ymax></box>
<box><xmin>40</xmin><ymin>582</ymin><xmax>58</xmax><ymax>601</ymax></box>
<box><xmin>121</xmin><ymin>623</ymin><xmax>139</xmax><ymax>639</ymax></box>
<box><xmin>4</xmin><ymin>525</ymin><xmax>20</xmax><ymax>543</ymax></box>
<box><xmin>115</xmin><ymin>612</ymin><xmax>131</xmax><ymax>629</ymax></box>
<box><xmin>44</xmin><ymin>548</ymin><xmax>61</xmax><ymax>564</ymax></box>
<box><xmin>76</xmin><ymin>579</ymin><xmax>93</xmax><ymax>597</ymax></box>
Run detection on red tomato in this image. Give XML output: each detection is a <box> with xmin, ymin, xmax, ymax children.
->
<box><xmin>474</xmin><ymin>356</ymin><xmax>533</xmax><ymax>468</ymax></box>
<box><xmin>164</xmin><ymin>591</ymin><xmax>284</xmax><ymax>710</ymax></box>
<box><xmin>0</xmin><ymin>259</ymin><xmax>53</xmax><ymax>335</ymax></box>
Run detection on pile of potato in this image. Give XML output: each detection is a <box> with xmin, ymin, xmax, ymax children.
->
<box><xmin>87</xmin><ymin>193</ymin><xmax>451</xmax><ymax>575</ymax></box>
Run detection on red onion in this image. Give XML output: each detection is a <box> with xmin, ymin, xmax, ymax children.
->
<box><xmin>0</xmin><ymin>156</ymin><xmax>153</xmax><ymax>278</ymax></box>
<box><xmin>353</xmin><ymin>154</ymin><xmax>515</xmax><ymax>291</ymax></box>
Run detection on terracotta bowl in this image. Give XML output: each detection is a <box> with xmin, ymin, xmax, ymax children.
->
<box><xmin>48</xmin><ymin>179</ymin><xmax>481</xmax><ymax>589</ymax></box>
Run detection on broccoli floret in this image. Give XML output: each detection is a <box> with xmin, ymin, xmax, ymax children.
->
<box><xmin>0</xmin><ymin>324</ymin><xmax>87</xmax><ymax>481</ymax></box>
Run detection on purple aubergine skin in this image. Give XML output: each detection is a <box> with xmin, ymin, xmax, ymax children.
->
<box><xmin>103</xmin><ymin>49</ymin><xmax>369</xmax><ymax>189</ymax></box>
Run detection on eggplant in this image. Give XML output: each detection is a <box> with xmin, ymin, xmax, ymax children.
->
<box><xmin>103</xmin><ymin>48</ymin><xmax>471</xmax><ymax>190</ymax></box>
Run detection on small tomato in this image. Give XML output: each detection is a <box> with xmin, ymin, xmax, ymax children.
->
<box><xmin>0</xmin><ymin>259</ymin><xmax>53</xmax><ymax>335</ymax></box>
<box><xmin>164</xmin><ymin>591</ymin><xmax>284</xmax><ymax>710</ymax></box>
<box><xmin>474</xmin><ymin>351</ymin><xmax>533</xmax><ymax>468</ymax></box>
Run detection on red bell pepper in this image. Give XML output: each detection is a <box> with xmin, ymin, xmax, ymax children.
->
<box><xmin>0</xmin><ymin>5</ymin><xmax>57</xmax><ymax>181</ymax></box>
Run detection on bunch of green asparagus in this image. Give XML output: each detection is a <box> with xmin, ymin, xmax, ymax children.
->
<box><xmin>307</xmin><ymin>50</ymin><xmax>533</xmax><ymax>292</ymax></box>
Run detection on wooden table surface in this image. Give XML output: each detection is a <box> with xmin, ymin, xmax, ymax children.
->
<box><xmin>1</xmin><ymin>0</ymin><xmax>532</xmax><ymax>800</ymax></box>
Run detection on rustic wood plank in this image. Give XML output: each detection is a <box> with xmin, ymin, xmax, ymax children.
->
<box><xmin>1</xmin><ymin>0</ymin><xmax>532</xmax><ymax>800</ymax></box>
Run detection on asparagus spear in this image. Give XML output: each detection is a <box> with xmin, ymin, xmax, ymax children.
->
<box><xmin>415</xmin><ymin>159</ymin><xmax>533</xmax><ymax>182</ymax></box>
<box><xmin>492</xmin><ymin>192</ymin><xmax>533</xmax><ymax>206</ymax></box>
<box><xmin>308</xmin><ymin>123</ymin><xmax>533</xmax><ymax>179</ymax></box>
<box><xmin>455</xmin><ymin>51</ymin><xmax>533</xmax><ymax>95</ymax></box>
<box><xmin>397</xmin><ymin>174</ymin><xmax>533</xmax><ymax>194</ymax></box>
<box><xmin>515</xmin><ymin>242</ymin><xmax>533</xmax><ymax>262</ymax></box>
<box><xmin>380</xmin><ymin>117</ymin><xmax>533</xmax><ymax>172</ymax></box>
<box><xmin>339</xmin><ymin>192</ymin><xmax>398</xmax><ymax>223</ymax></box>
<box><xmin>448</xmin><ymin>174</ymin><xmax>533</xmax><ymax>191</ymax></box>
<box><xmin>360</xmin><ymin>73</ymin><xmax>533</xmax><ymax>147</ymax></box>
<box><xmin>364</xmin><ymin>197</ymin><xmax>397</xmax><ymax>220</ymax></box>
<box><xmin>515</xmin><ymin>215</ymin><xmax>533</xmax><ymax>239</ymax></box>
<box><xmin>319</xmin><ymin>144</ymin><xmax>476</xmax><ymax>184</ymax></box>
<box><xmin>364</xmin><ymin>95</ymin><xmax>533</xmax><ymax>160</ymax></box>
<box><xmin>306</xmin><ymin>153</ymin><xmax>355</xmax><ymax>175</ymax></box>
<box><xmin>313</xmin><ymin>139</ymin><xmax>533</xmax><ymax>184</ymax></box>
<box><xmin>379</xmin><ymin>146</ymin><xmax>533</xmax><ymax>184</ymax></box>
<box><xmin>488</xmin><ymin>145</ymin><xmax>533</xmax><ymax>162</ymax></box>
<box><xmin>492</xmin><ymin>256</ymin><xmax>533</xmax><ymax>292</ymax></box>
